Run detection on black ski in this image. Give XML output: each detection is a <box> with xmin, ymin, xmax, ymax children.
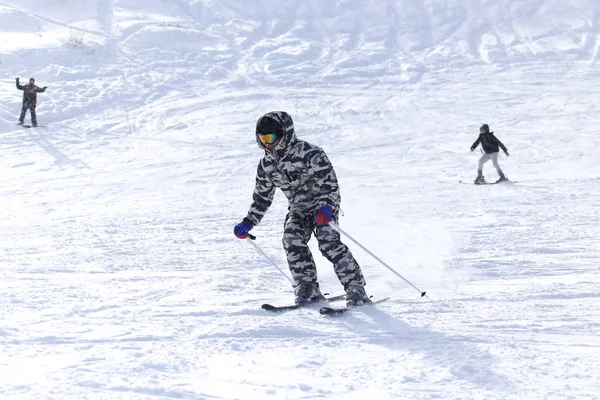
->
<box><xmin>319</xmin><ymin>296</ymin><xmax>391</xmax><ymax>316</ymax></box>
<box><xmin>459</xmin><ymin>179</ymin><xmax>513</xmax><ymax>185</ymax></box>
<box><xmin>262</xmin><ymin>293</ymin><xmax>346</xmax><ymax>312</ymax></box>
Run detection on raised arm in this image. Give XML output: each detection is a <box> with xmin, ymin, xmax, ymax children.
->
<box><xmin>15</xmin><ymin>78</ymin><xmax>24</xmax><ymax>90</ymax></box>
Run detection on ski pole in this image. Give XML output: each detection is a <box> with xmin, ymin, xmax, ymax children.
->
<box><xmin>329</xmin><ymin>222</ymin><xmax>427</xmax><ymax>298</ymax></box>
<box><xmin>246</xmin><ymin>235</ymin><xmax>294</xmax><ymax>285</ymax></box>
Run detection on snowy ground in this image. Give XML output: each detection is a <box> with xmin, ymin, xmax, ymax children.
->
<box><xmin>1</xmin><ymin>0</ymin><xmax>600</xmax><ymax>399</ymax></box>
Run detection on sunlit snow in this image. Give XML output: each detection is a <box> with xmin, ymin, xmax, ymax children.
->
<box><xmin>1</xmin><ymin>1</ymin><xmax>599</xmax><ymax>399</ymax></box>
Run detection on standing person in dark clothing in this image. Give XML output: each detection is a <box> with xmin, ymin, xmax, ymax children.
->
<box><xmin>470</xmin><ymin>124</ymin><xmax>510</xmax><ymax>184</ymax></box>
<box><xmin>16</xmin><ymin>77</ymin><xmax>47</xmax><ymax>127</ymax></box>
<box><xmin>233</xmin><ymin>111</ymin><xmax>371</xmax><ymax>307</ymax></box>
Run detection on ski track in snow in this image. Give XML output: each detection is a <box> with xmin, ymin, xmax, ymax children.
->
<box><xmin>1</xmin><ymin>0</ymin><xmax>600</xmax><ymax>399</ymax></box>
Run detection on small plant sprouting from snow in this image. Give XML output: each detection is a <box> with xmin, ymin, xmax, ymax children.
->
<box><xmin>59</xmin><ymin>28</ymin><xmax>97</xmax><ymax>54</ymax></box>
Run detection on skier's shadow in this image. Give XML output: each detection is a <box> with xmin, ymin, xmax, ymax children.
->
<box><xmin>26</xmin><ymin>130</ymin><xmax>90</xmax><ymax>169</ymax></box>
<box><xmin>338</xmin><ymin>306</ymin><xmax>517</xmax><ymax>394</ymax></box>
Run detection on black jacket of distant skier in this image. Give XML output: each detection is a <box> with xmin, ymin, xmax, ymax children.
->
<box><xmin>16</xmin><ymin>79</ymin><xmax>46</xmax><ymax>107</ymax></box>
<box><xmin>471</xmin><ymin>131</ymin><xmax>507</xmax><ymax>154</ymax></box>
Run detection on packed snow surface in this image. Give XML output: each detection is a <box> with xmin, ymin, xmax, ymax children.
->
<box><xmin>1</xmin><ymin>0</ymin><xmax>599</xmax><ymax>399</ymax></box>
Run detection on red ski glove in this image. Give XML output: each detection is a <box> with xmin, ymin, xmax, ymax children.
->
<box><xmin>315</xmin><ymin>205</ymin><xmax>333</xmax><ymax>225</ymax></box>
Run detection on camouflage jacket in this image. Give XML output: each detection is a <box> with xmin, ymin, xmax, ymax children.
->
<box><xmin>244</xmin><ymin>112</ymin><xmax>341</xmax><ymax>226</ymax></box>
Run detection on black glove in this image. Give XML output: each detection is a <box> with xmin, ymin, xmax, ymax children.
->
<box><xmin>43</xmin><ymin>86</ymin><xmax>48</xmax><ymax>90</ymax></box>
<box><xmin>16</xmin><ymin>77</ymin><xmax>19</xmax><ymax>82</ymax></box>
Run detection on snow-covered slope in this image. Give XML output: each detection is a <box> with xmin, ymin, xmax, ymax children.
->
<box><xmin>1</xmin><ymin>1</ymin><xmax>599</xmax><ymax>399</ymax></box>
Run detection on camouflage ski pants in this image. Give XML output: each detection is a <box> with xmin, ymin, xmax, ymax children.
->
<box><xmin>282</xmin><ymin>209</ymin><xmax>366</xmax><ymax>289</ymax></box>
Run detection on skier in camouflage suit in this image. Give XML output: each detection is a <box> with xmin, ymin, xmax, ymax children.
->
<box><xmin>234</xmin><ymin>111</ymin><xmax>371</xmax><ymax>307</ymax></box>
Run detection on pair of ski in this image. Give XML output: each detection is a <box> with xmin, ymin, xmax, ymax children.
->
<box><xmin>262</xmin><ymin>294</ymin><xmax>390</xmax><ymax>315</ymax></box>
<box><xmin>459</xmin><ymin>179</ymin><xmax>514</xmax><ymax>185</ymax></box>
<box><xmin>17</xmin><ymin>124</ymin><xmax>46</xmax><ymax>128</ymax></box>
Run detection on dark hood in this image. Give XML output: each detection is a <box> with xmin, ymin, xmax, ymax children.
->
<box><xmin>255</xmin><ymin>111</ymin><xmax>296</xmax><ymax>157</ymax></box>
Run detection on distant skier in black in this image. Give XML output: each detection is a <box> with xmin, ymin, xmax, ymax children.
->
<box><xmin>16</xmin><ymin>77</ymin><xmax>47</xmax><ymax>127</ymax></box>
<box><xmin>470</xmin><ymin>124</ymin><xmax>509</xmax><ymax>184</ymax></box>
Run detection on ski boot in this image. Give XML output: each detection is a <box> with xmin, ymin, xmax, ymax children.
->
<box><xmin>294</xmin><ymin>281</ymin><xmax>325</xmax><ymax>305</ymax></box>
<box><xmin>474</xmin><ymin>175</ymin><xmax>486</xmax><ymax>185</ymax></box>
<box><xmin>496</xmin><ymin>174</ymin><xmax>508</xmax><ymax>183</ymax></box>
<box><xmin>345</xmin><ymin>283</ymin><xmax>371</xmax><ymax>307</ymax></box>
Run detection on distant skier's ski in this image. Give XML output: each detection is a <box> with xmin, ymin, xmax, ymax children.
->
<box><xmin>20</xmin><ymin>125</ymin><xmax>46</xmax><ymax>128</ymax></box>
<box><xmin>319</xmin><ymin>296</ymin><xmax>391</xmax><ymax>316</ymax></box>
<box><xmin>459</xmin><ymin>179</ymin><xmax>514</xmax><ymax>185</ymax></box>
<box><xmin>262</xmin><ymin>293</ymin><xmax>346</xmax><ymax>312</ymax></box>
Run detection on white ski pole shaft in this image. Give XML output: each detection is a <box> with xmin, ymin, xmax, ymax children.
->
<box><xmin>329</xmin><ymin>222</ymin><xmax>427</xmax><ymax>298</ymax></box>
<box><xmin>248</xmin><ymin>237</ymin><xmax>294</xmax><ymax>285</ymax></box>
